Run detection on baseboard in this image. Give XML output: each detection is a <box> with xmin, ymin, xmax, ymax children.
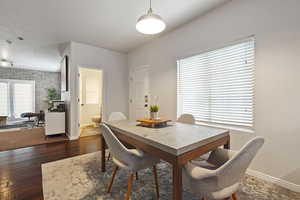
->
<box><xmin>66</xmin><ymin>134</ymin><xmax>78</xmax><ymax>140</ymax></box>
<box><xmin>247</xmin><ymin>169</ymin><xmax>300</xmax><ymax>193</ymax></box>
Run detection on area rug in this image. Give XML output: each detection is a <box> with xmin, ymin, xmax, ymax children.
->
<box><xmin>42</xmin><ymin>151</ymin><xmax>300</xmax><ymax>200</ymax></box>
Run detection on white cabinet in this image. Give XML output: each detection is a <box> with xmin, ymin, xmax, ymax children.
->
<box><xmin>45</xmin><ymin>112</ymin><xmax>65</xmax><ymax>135</ymax></box>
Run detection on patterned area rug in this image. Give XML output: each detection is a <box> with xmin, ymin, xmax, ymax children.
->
<box><xmin>42</xmin><ymin>151</ymin><xmax>300</xmax><ymax>200</ymax></box>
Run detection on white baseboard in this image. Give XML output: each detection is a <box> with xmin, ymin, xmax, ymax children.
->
<box><xmin>247</xmin><ymin>169</ymin><xmax>300</xmax><ymax>193</ymax></box>
<box><xmin>66</xmin><ymin>134</ymin><xmax>79</xmax><ymax>140</ymax></box>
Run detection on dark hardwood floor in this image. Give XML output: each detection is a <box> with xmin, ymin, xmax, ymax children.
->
<box><xmin>0</xmin><ymin>135</ymin><xmax>102</xmax><ymax>200</ymax></box>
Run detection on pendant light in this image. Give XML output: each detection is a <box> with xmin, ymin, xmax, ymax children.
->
<box><xmin>136</xmin><ymin>0</ymin><xmax>166</xmax><ymax>35</ymax></box>
<box><xmin>0</xmin><ymin>59</ymin><xmax>13</xmax><ymax>67</ymax></box>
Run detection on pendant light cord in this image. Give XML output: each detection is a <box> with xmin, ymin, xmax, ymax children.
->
<box><xmin>148</xmin><ymin>0</ymin><xmax>153</xmax><ymax>13</ymax></box>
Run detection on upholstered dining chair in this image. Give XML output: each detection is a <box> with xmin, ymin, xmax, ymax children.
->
<box><xmin>182</xmin><ymin>137</ymin><xmax>264</xmax><ymax>200</ymax></box>
<box><xmin>108</xmin><ymin>112</ymin><xmax>127</xmax><ymax>121</ymax></box>
<box><xmin>177</xmin><ymin>114</ymin><xmax>211</xmax><ymax>161</ymax></box>
<box><xmin>107</xmin><ymin>112</ymin><xmax>127</xmax><ymax>160</ymax></box>
<box><xmin>177</xmin><ymin>114</ymin><xmax>196</xmax><ymax>124</ymax></box>
<box><xmin>101</xmin><ymin>123</ymin><xmax>160</xmax><ymax>200</ymax></box>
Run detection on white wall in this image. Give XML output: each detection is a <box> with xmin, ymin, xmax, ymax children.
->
<box><xmin>67</xmin><ymin>42</ymin><xmax>128</xmax><ymax>139</ymax></box>
<box><xmin>128</xmin><ymin>0</ymin><xmax>300</xmax><ymax>187</ymax></box>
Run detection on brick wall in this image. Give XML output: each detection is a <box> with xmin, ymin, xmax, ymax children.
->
<box><xmin>0</xmin><ymin>67</ymin><xmax>61</xmax><ymax>112</ymax></box>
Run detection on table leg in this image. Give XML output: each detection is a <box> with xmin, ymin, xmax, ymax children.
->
<box><xmin>173</xmin><ymin>163</ymin><xmax>182</xmax><ymax>200</ymax></box>
<box><xmin>100</xmin><ymin>135</ymin><xmax>106</xmax><ymax>172</ymax></box>
<box><xmin>224</xmin><ymin>135</ymin><xmax>231</xmax><ymax>149</ymax></box>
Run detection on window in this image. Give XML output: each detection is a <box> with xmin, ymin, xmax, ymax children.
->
<box><xmin>85</xmin><ymin>78</ymin><xmax>99</xmax><ymax>104</ymax></box>
<box><xmin>177</xmin><ymin>38</ymin><xmax>255</xmax><ymax>130</ymax></box>
<box><xmin>0</xmin><ymin>79</ymin><xmax>35</xmax><ymax>119</ymax></box>
<box><xmin>0</xmin><ymin>82</ymin><xmax>9</xmax><ymax>116</ymax></box>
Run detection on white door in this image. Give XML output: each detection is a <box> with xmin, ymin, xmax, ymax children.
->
<box><xmin>79</xmin><ymin>68</ymin><xmax>103</xmax><ymax>126</ymax></box>
<box><xmin>130</xmin><ymin>66</ymin><xmax>150</xmax><ymax>120</ymax></box>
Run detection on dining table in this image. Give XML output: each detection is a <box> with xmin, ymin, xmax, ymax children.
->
<box><xmin>101</xmin><ymin>120</ymin><xmax>230</xmax><ymax>200</ymax></box>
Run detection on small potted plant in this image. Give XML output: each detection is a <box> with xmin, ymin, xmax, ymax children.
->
<box><xmin>150</xmin><ymin>105</ymin><xmax>159</xmax><ymax>120</ymax></box>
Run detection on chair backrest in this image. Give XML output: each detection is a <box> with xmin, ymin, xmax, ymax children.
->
<box><xmin>108</xmin><ymin>112</ymin><xmax>127</xmax><ymax>121</ymax></box>
<box><xmin>177</xmin><ymin>114</ymin><xmax>195</xmax><ymax>124</ymax></box>
<box><xmin>217</xmin><ymin>137</ymin><xmax>264</xmax><ymax>188</ymax></box>
<box><xmin>101</xmin><ymin>123</ymin><xmax>131</xmax><ymax>164</ymax></box>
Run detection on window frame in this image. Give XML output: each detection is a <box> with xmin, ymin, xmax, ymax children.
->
<box><xmin>176</xmin><ymin>37</ymin><xmax>255</xmax><ymax>132</ymax></box>
<box><xmin>0</xmin><ymin>79</ymin><xmax>35</xmax><ymax>120</ymax></box>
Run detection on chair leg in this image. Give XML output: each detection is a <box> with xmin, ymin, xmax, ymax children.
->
<box><xmin>107</xmin><ymin>166</ymin><xmax>119</xmax><ymax>193</ymax></box>
<box><xmin>135</xmin><ymin>172</ymin><xmax>139</xmax><ymax>180</ymax></box>
<box><xmin>125</xmin><ymin>173</ymin><xmax>134</xmax><ymax>200</ymax></box>
<box><xmin>232</xmin><ymin>193</ymin><xmax>238</xmax><ymax>200</ymax></box>
<box><xmin>153</xmin><ymin>165</ymin><xmax>159</xmax><ymax>199</ymax></box>
<box><xmin>107</xmin><ymin>152</ymin><xmax>111</xmax><ymax>161</ymax></box>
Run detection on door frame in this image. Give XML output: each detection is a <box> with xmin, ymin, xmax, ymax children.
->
<box><xmin>129</xmin><ymin>65</ymin><xmax>150</xmax><ymax>120</ymax></box>
<box><xmin>76</xmin><ymin>66</ymin><xmax>105</xmax><ymax>138</ymax></box>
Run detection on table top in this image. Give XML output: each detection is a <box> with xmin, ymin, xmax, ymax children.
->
<box><xmin>104</xmin><ymin>120</ymin><xmax>229</xmax><ymax>156</ymax></box>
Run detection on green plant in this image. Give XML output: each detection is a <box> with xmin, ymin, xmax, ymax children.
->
<box><xmin>150</xmin><ymin>105</ymin><xmax>159</xmax><ymax>112</ymax></box>
<box><xmin>45</xmin><ymin>88</ymin><xmax>60</xmax><ymax>110</ymax></box>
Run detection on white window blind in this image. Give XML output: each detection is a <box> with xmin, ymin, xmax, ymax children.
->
<box><xmin>0</xmin><ymin>79</ymin><xmax>35</xmax><ymax>119</ymax></box>
<box><xmin>85</xmin><ymin>78</ymin><xmax>99</xmax><ymax>104</ymax></box>
<box><xmin>0</xmin><ymin>82</ymin><xmax>9</xmax><ymax>116</ymax></box>
<box><xmin>13</xmin><ymin>83</ymin><xmax>35</xmax><ymax>118</ymax></box>
<box><xmin>177</xmin><ymin>38</ymin><xmax>255</xmax><ymax>128</ymax></box>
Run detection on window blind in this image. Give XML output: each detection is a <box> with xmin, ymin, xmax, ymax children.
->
<box><xmin>0</xmin><ymin>82</ymin><xmax>9</xmax><ymax>116</ymax></box>
<box><xmin>85</xmin><ymin>78</ymin><xmax>99</xmax><ymax>104</ymax></box>
<box><xmin>13</xmin><ymin>83</ymin><xmax>35</xmax><ymax>118</ymax></box>
<box><xmin>0</xmin><ymin>79</ymin><xmax>35</xmax><ymax>119</ymax></box>
<box><xmin>177</xmin><ymin>38</ymin><xmax>255</xmax><ymax>128</ymax></box>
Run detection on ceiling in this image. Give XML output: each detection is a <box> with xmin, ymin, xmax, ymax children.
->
<box><xmin>0</xmin><ymin>0</ymin><xmax>230</xmax><ymax>72</ymax></box>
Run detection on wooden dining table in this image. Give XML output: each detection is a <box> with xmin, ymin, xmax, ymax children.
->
<box><xmin>101</xmin><ymin>120</ymin><xmax>230</xmax><ymax>200</ymax></box>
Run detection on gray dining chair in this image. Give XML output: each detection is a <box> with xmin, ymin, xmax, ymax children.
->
<box><xmin>182</xmin><ymin>137</ymin><xmax>264</xmax><ymax>200</ymax></box>
<box><xmin>101</xmin><ymin>123</ymin><xmax>160</xmax><ymax>200</ymax></box>
<box><xmin>107</xmin><ymin>112</ymin><xmax>127</xmax><ymax>160</ymax></box>
<box><xmin>177</xmin><ymin>114</ymin><xmax>196</xmax><ymax>124</ymax></box>
<box><xmin>108</xmin><ymin>112</ymin><xmax>127</xmax><ymax>121</ymax></box>
<box><xmin>177</xmin><ymin>114</ymin><xmax>211</xmax><ymax>161</ymax></box>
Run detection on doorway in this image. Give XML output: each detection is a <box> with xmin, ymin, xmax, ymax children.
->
<box><xmin>79</xmin><ymin>68</ymin><xmax>103</xmax><ymax>137</ymax></box>
<box><xmin>129</xmin><ymin>66</ymin><xmax>150</xmax><ymax>120</ymax></box>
